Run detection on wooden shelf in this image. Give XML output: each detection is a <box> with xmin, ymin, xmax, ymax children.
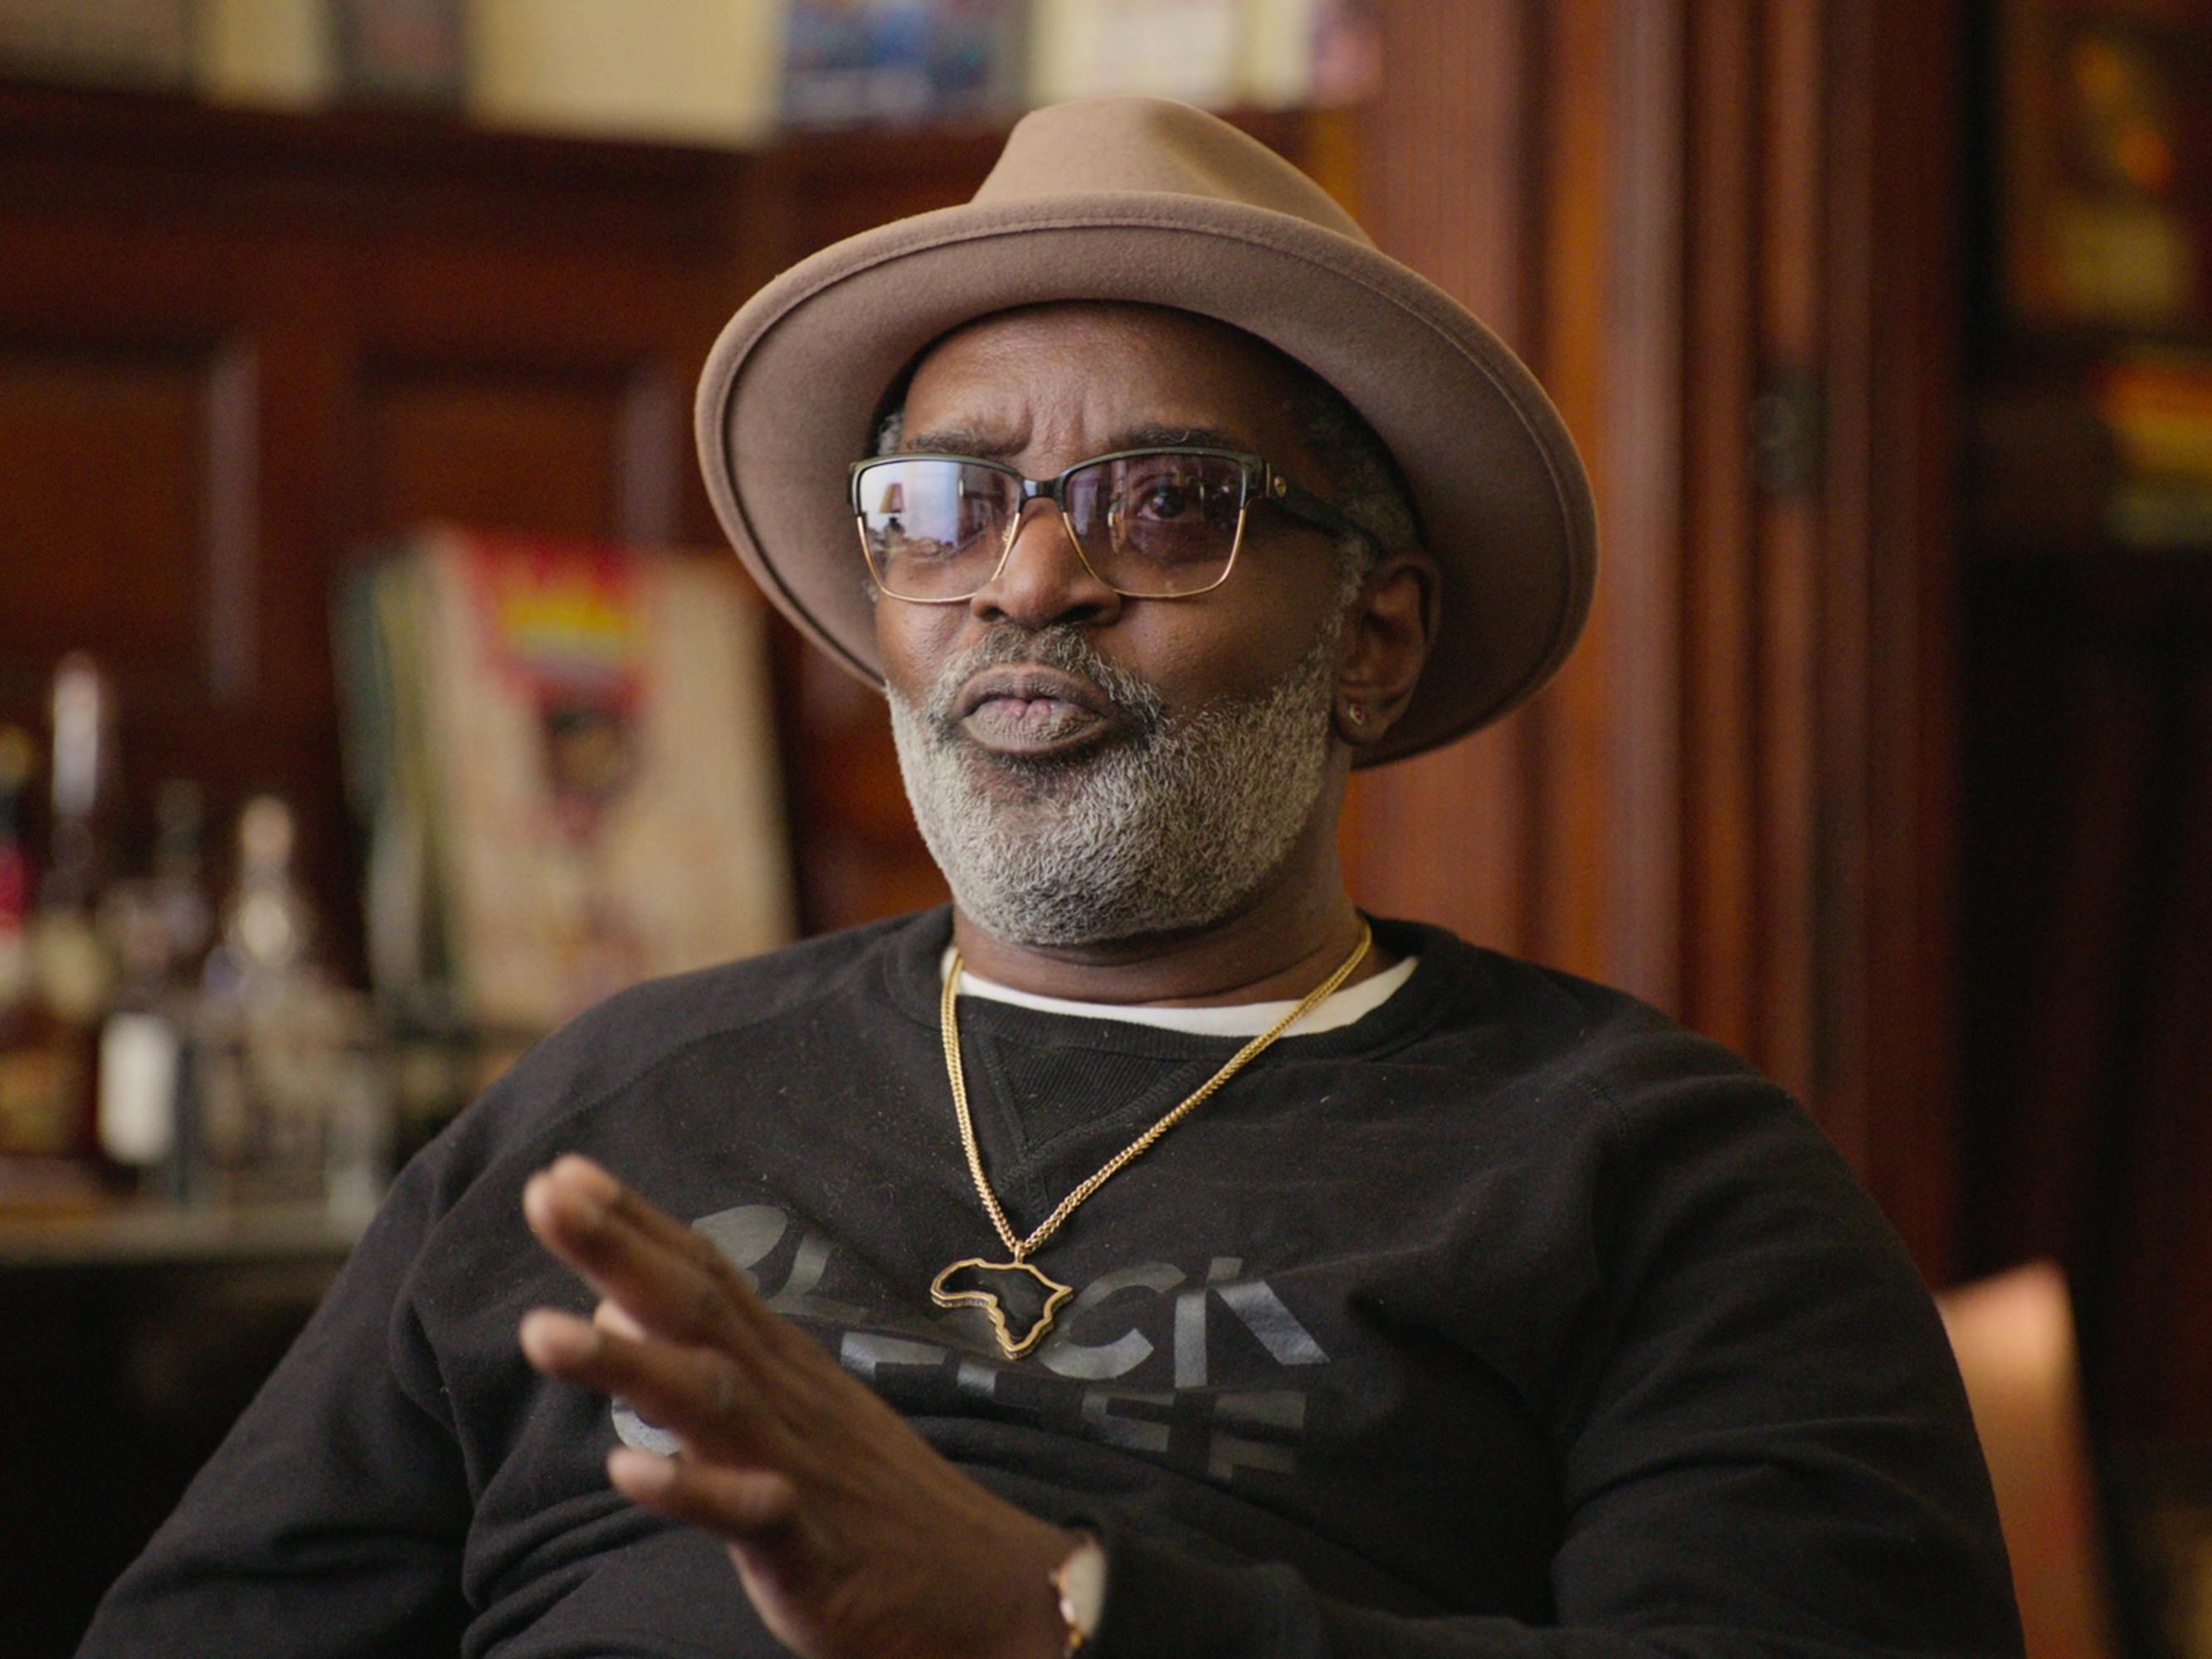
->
<box><xmin>0</xmin><ymin>1198</ymin><xmax>364</xmax><ymax>1269</ymax></box>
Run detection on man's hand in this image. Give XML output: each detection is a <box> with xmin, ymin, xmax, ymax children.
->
<box><xmin>518</xmin><ymin>1155</ymin><xmax>1081</xmax><ymax>1659</ymax></box>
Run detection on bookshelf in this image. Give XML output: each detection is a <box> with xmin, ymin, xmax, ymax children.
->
<box><xmin>0</xmin><ymin>79</ymin><xmax>1323</xmax><ymax>972</ymax></box>
<box><xmin>0</xmin><ymin>80</ymin><xmax>1334</xmax><ymax>1652</ymax></box>
<box><xmin>1955</xmin><ymin>2</ymin><xmax>2212</xmax><ymax>1515</ymax></box>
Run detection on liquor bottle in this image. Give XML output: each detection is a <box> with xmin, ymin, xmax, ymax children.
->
<box><xmin>94</xmin><ymin>780</ymin><xmax>215</xmax><ymax>1198</ymax></box>
<box><xmin>149</xmin><ymin>779</ymin><xmax>213</xmax><ymax>972</ymax></box>
<box><xmin>204</xmin><ymin>794</ymin><xmax>316</xmax><ymax>1000</ymax></box>
<box><xmin>0</xmin><ymin>731</ymin><xmax>29</xmax><ymax>988</ymax></box>
<box><xmin>97</xmin><ymin>880</ymin><xmax>185</xmax><ymax>1188</ymax></box>
<box><xmin>1</xmin><ymin>658</ymin><xmax>124</xmax><ymax>1202</ymax></box>
<box><xmin>200</xmin><ymin>794</ymin><xmax>387</xmax><ymax>1210</ymax></box>
<box><xmin>32</xmin><ymin>656</ymin><xmax>121</xmax><ymax>1148</ymax></box>
<box><xmin>0</xmin><ymin>727</ymin><xmax>48</xmax><ymax>1168</ymax></box>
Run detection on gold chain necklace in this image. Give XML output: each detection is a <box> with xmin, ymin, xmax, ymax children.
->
<box><xmin>929</xmin><ymin>921</ymin><xmax>1373</xmax><ymax>1359</ymax></box>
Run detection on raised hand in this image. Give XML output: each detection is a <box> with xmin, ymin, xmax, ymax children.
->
<box><xmin>517</xmin><ymin>1155</ymin><xmax>1080</xmax><ymax>1659</ymax></box>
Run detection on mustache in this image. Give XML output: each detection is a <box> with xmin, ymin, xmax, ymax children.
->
<box><xmin>923</xmin><ymin>625</ymin><xmax>1166</xmax><ymax>735</ymax></box>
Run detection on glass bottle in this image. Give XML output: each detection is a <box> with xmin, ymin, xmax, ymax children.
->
<box><xmin>0</xmin><ymin>730</ymin><xmax>29</xmax><ymax>997</ymax></box>
<box><xmin>93</xmin><ymin>780</ymin><xmax>215</xmax><ymax>1199</ymax></box>
<box><xmin>198</xmin><ymin>795</ymin><xmax>386</xmax><ymax>1212</ymax></box>
<box><xmin>148</xmin><ymin>779</ymin><xmax>212</xmax><ymax>974</ymax></box>
<box><xmin>0</xmin><ymin>727</ymin><xmax>54</xmax><ymax>1174</ymax></box>
<box><xmin>2</xmin><ymin>659</ymin><xmax>123</xmax><ymax>1200</ymax></box>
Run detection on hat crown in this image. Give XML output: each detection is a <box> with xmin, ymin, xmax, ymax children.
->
<box><xmin>975</xmin><ymin>97</ymin><xmax>1374</xmax><ymax>248</ymax></box>
<box><xmin>698</xmin><ymin>97</ymin><xmax>1596</xmax><ymax>766</ymax></box>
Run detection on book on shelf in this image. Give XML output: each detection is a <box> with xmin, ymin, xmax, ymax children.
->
<box><xmin>1303</xmin><ymin>0</ymin><xmax>1378</xmax><ymax>107</ymax></box>
<box><xmin>2103</xmin><ymin>479</ymin><xmax>2212</xmax><ymax>548</ymax></box>
<box><xmin>333</xmin><ymin>0</ymin><xmax>465</xmax><ymax>107</ymax></box>
<box><xmin>2098</xmin><ymin>353</ymin><xmax>2212</xmax><ymax>484</ymax></box>
<box><xmin>1976</xmin><ymin>351</ymin><xmax>2212</xmax><ymax>552</ymax></box>
<box><xmin>185</xmin><ymin>0</ymin><xmax>463</xmax><ymax>113</ymax></box>
<box><xmin>781</xmin><ymin>0</ymin><xmax>1025</xmax><ymax>129</ymax></box>
<box><xmin>194</xmin><ymin>0</ymin><xmax>337</xmax><ymax>109</ymax></box>
<box><xmin>6</xmin><ymin>0</ymin><xmax>1377</xmax><ymax>144</ymax></box>
<box><xmin>0</xmin><ymin>0</ymin><xmax>193</xmax><ymax>90</ymax></box>
<box><xmin>465</xmin><ymin>0</ymin><xmax>782</xmax><ymax>147</ymax></box>
<box><xmin>1997</xmin><ymin>1</ymin><xmax>2210</xmax><ymax>334</ymax></box>
<box><xmin>1029</xmin><ymin>0</ymin><xmax>1375</xmax><ymax>111</ymax></box>
<box><xmin>335</xmin><ymin>528</ymin><xmax>795</xmax><ymax>1035</ymax></box>
<box><xmin>2096</xmin><ymin>353</ymin><xmax>2212</xmax><ymax>548</ymax></box>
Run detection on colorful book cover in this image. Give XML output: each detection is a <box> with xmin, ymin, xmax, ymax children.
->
<box><xmin>2098</xmin><ymin>352</ymin><xmax>2212</xmax><ymax>484</ymax></box>
<box><xmin>1998</xmin><ymin>1</ymin><xmax>2211</xmax><ymax>333</ymax></box>
<box><xmin>334</xmin><ymin>0</ymin><xmax>465</xmax><ymax>107</ymax></box>
<box><xmin>782</xmin><ymin>0</ymin><xmax>1026</xmax><ymax>127</ymax></box>
<box><xmin>348</xmin><ymin>528</ymin><xmax>794</xmax><ymax>1033</ymax></box>
<box><xmin>1026</xmin><ymin>0</ymin><xmax>1372</xmax><ymax>112</ymax></box>
<box><xmin>1028</xmin><ymin>0</ymin><xmax>1244</xmax><ymax>107</ymax></box>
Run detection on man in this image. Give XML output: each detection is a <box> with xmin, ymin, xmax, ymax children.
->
<box><xmin>80</xmin><ymin>100</ymin><xmax>2022</xmax><ymax>1657</ymax></box>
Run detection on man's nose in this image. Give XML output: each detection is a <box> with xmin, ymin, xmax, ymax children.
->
<box><xmin>967</xmin><ymin>499</ymin><xmax>1123</xmax><ymax>630</ymax></box>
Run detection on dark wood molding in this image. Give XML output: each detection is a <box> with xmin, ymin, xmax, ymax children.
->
<box><xmin>1818</xmin><ymin>0</ymin><xmax>1966</xmax><ymax>1278</ymax></box>
<box><xmin>1345</xmin><ymin>0</ymin><xmax>1967</xmax><ymax>1282</ymax></box>
<box><xmin>1342</xmin><ymin>0</ymin><xmax>1541</xmax><ymax>954</ymax></box>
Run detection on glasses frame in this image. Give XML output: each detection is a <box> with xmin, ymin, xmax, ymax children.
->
<box><xmin>848</xmin><ymin>445</ymin><xmax>1364</xmax><ymax>604</ymax></box>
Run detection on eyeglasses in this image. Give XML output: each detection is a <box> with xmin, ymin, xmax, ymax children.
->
<box><xmin>848</xmin><ymin>445</ymin><xmax>1361</xmax><ymax>603</ymax></box>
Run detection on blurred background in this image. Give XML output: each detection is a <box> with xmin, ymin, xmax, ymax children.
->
<box><xmin>0</xmin><ymin>0</ymin><xmax>2207</xmax><ymax>1654</ymax></box>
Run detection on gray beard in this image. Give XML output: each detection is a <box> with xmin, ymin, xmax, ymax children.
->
<box><xmin>886</xmin><ymin>620</ymin><xmax>1340</xmax><ymax>947</ymax></box>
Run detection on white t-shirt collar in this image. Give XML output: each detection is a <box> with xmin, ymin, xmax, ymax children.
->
<box><xmin>939</xmin><ymin>948</ymin><xmax>1418</xmax><ymax>1038</ymax></box>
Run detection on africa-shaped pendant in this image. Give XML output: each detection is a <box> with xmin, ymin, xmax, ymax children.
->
<box><xmin>930</xmin><ymin>1258</ymin><xmax>1074</xmax><ymax>1360</ymax></box>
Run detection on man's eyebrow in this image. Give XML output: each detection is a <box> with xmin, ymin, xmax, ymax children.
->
<box><xmin>899</xmin><ymin>426</ymin><xmax>1018</xmax><ymax>458</ymax></box>
<box><xmin>897</xmin><ymin>422</ymin><xmax>1257</xmax><ymax>462</ymax></box>
<box><xmin>1103</xmin><ymin>423</ymin><xmax>1254</xmax><ymax>453</ymax></box>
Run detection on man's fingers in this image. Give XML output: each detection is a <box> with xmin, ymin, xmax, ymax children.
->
<box><xmin>593</xmin><ymin>1299</ymin><xmax>646</xmax><ymax>1340</ymax></box>
<box><xmin>523</xmin><ymin>1156</ymin><xmax>772</xmax><ymax>1349</ymax></box>
<box><xmin>607</xmin><ymin>1448</ymin><xmax>801</xmax><ymax>1540</ymax></box>
<box><xmin>518</xmin><ymin>1308</ymin><xmax>775</xmax><ymax>1462</ymax></box>
<box><xmin>518</xmin><ymin>1306</ymin><xmax>600</xmax><ymax>1371</ymax></box>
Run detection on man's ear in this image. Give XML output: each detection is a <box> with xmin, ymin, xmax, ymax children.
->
<box><xmin>1333</xmin><ymin>547</ymin><xmax>1439</xmax><ymax>751</ymax></box>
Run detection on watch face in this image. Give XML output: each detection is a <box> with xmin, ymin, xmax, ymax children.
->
<box><xmin>1054</xmin><ymin>1535</ymin><xmax>1108</xmax><ymax>1645</ymax></box>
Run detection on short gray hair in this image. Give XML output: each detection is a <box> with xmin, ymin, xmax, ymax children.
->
<box><xmin>1285</xmin><ymin>371</ymin><xmax>1419</xmax><ymax>603</ymax></box>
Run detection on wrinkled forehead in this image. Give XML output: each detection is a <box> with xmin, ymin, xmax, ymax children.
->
<box><xmin>887</xmin><ymin>302</ymin><xmax>1326</xmax><ymax>470</ymax></box>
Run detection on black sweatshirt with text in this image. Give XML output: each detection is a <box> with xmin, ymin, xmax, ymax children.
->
<box><xmin>79</xmin><ymin>910</ymin><xmax>2024</xmax><ymax>1657</ymax></box>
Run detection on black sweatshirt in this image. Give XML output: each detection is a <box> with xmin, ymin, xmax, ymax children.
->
<box><xmin>78</xmin><ymin>910</ymin><xmax>2024</xmax><ymax>1657</ymax></box>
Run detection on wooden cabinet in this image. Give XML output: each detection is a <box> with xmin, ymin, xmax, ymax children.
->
<box><xmin>1347</xmin><ymin>0</ymin><xmax>2212</xmax><ymax>1452</ymax></box>
<box><xmin>0</xmin><ymin>92</ymin><xmax>1062</xmax><ymax>961</ymax></box>
<box><xmin>1</xmin><ymin>90</ymin><xmax>783</xmax><ymax>950</ymax></box>
<box><xmin>1342</xmin><ymin>0</ymin><xmax>1967</xmax><ymax>1281</ymax></box>
<box><xmin>0</xmin><ymin>87</ymin><xmax>1333</xmax><ymax>959</ymax></box>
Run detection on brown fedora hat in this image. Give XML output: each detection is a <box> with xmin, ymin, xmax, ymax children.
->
<box><xmin>694</xmin><ymin>96</ymin><xmax>1596</xmax><ymax>765</ymax></box>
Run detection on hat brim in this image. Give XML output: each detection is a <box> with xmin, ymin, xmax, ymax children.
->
<box><xmin>694</xmin><ymin>191</ymin><xmax>1596</xmax><ymax>766</ymax></box>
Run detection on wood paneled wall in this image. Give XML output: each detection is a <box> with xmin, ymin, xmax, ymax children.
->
<box><xmin>0</xmin><ymin>94</ymin><xmax>1325</xmax><ymax>954</ymax></box>
<box><xmin>0</xmin><ymin>97</ymin><xmax>1060</xmax><ymax>952</ymax></box>
<box><xmin>2</xmin><ymin>28</ymin><xmax>1971</xmax><ymax>1278</ymax></box>
<box><xmin>24</xmin><ymin>0</ymin><xmax>2212</xmax><ymax>1519</ymax></box>
<box><xmin>2</xmin><ymin>93</ymin><xmax>765</xmax><ymax>956</ymax></box>
<box><xmin>1340</xmin><ymin>0</ymin><xmax>1966</xmax><ymax>1277</ymax></box>
<box><xmin>15</xmin><ymin>0</ymin><xmax>2209</xmax><ymax>1461</ymax></box>
<box><xmin>1960</xmin><ymin>559</ymin><xmax>2212</xmax><ymax>1438</ymax></box>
